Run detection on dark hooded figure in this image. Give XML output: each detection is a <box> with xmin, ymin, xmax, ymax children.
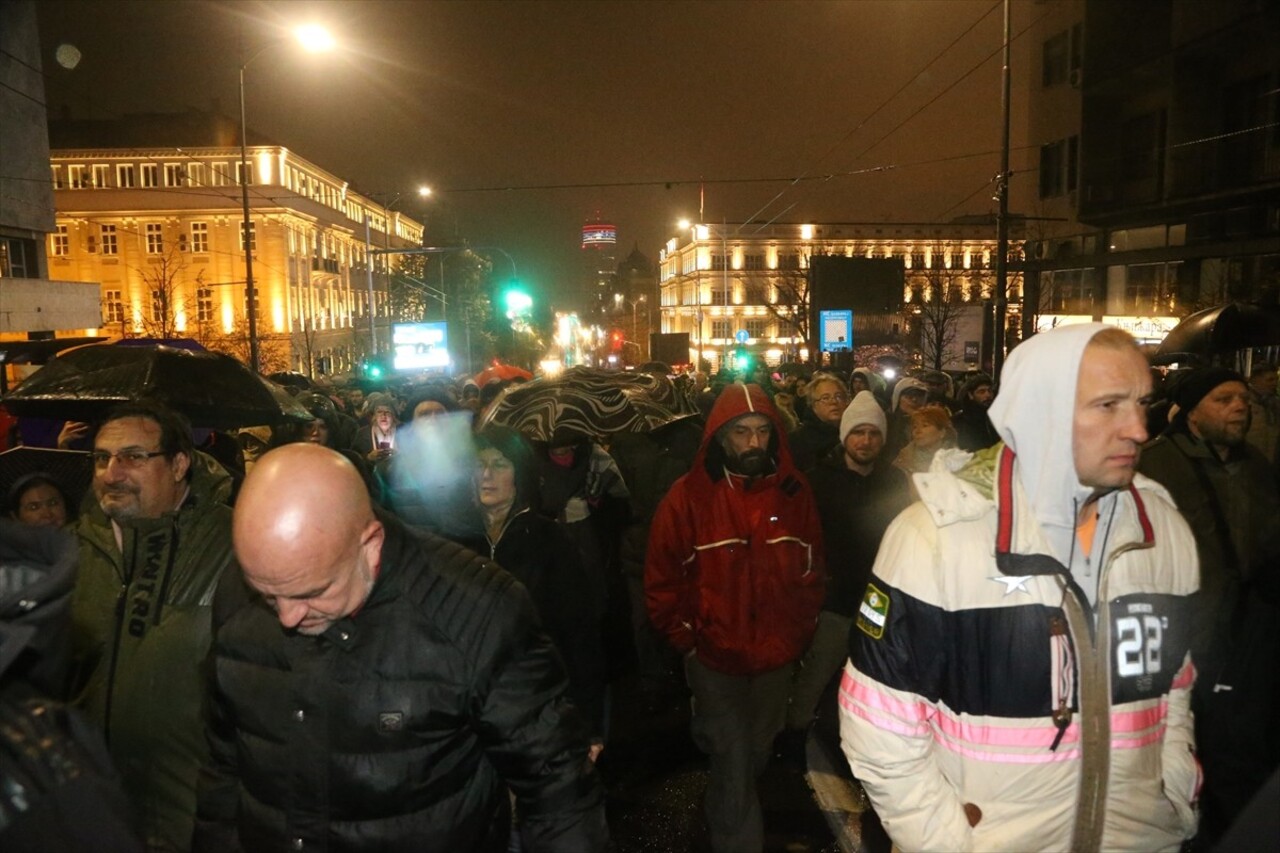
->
<box><xmin>1</xmin><ymin>519</ymin><xmax>141</xmax><ymax>851</ymax></box>
<box><xmin>953</xmin><ymin>373</ymin><xmax>1000</xmax><ymax>452</ymax></box>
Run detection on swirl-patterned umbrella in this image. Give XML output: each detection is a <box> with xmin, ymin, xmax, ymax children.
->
<box><xmin>477</xmin><ymin>367</ymin><xmax>697</xmax><ymax>443</ymax></box>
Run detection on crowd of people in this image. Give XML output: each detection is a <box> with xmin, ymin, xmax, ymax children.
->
<box><xmin>1</xmin><ymin>333</ymin><xmax>1277</xmax><ymax>852</ymax></box>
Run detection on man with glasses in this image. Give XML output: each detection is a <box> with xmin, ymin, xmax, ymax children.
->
<box><xmin>789</xmin><ymin>372</ymin><xmax>851</xmax><ymax>472</ymax></box>
<box><xmin>71</xmin><ymin>399</ymin><xmax>235</xmax><ymax>851</ymax></box>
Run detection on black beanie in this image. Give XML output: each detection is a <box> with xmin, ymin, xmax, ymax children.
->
<box><xmin>1170</xmin><ymin>367</ymin><xmax>1244</xmax><ymax>419</ymax></box>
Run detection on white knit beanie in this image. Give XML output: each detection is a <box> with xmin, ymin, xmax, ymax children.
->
<box><xmin>840</xmin><ymin>391</ymin><xmax>887</xmax><ymax>442</ymax></box>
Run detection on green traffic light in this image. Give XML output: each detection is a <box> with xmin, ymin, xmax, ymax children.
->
<box><xmin>503</xmin><ymin>287</ymin><xmax>532</xmax><ymax>314</ymax></box>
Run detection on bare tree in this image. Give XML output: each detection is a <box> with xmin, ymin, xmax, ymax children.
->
<box><xmin>133</xmin><ymin>244</ymin><xmax>204</xmax><ymax>340</ymax></box>
<box><xmin>762</xmin><ymin>266</ymin><xmax>811</xmax><ymax>345</ymax></box>
<box><xmin>909</xmin><ymin>246</ymin><xmax>975</xmax><ymax>371</ymax></box>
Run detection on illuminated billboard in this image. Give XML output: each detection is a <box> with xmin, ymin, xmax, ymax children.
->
<box><xmin>392</xmin><ymin>322</ymin><xmax>450</xmax><ymax>371</ymax></box>
<box><xmin>582</xmin><ymin>223</ymin><xmax>617</xmax><ymax>247</ymax></box>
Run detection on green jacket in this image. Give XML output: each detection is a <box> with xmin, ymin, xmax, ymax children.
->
<box><xmin>71</xmin><ymin>452</ymin><xmax>234</xmax><ymax>851</ymax></box>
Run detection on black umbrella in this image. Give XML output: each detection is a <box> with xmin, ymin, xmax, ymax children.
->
<box><xmin>1153</xmin><ymin>303</ymin><xmax>1280</xmax><ymax>365</ymax></box>
<box><xmin>477</xmin><ymin>367</ymin><xmax>698</xmax><ymax>443</ymax></box>
<box><xmin>2</xmin><ymin>345</ymin><xmax>312</xmax><ymax>430</ymax></box>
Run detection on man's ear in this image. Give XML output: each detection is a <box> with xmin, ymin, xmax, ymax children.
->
<box><xmin>361</xmin><ymin>519</ymin><xmax>386</xmax><ymax>568</ymax></box>
<box><xmin>171</xmin><ymin>451</ymin><xmax>191</xmax><ymax>483</ymax></box>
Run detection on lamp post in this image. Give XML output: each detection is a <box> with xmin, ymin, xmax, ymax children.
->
<box><xmin>238</xmin><ymin>23</ymin><xmax>333</xmax><ymax>373</ymax></box>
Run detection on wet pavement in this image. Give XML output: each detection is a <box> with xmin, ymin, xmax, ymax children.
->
<box><xmin>598</xmin><ymin>672</ymin><xmax>892</xmax><ymax>853</ymax></box>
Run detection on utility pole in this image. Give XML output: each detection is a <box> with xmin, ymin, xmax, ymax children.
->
<box><xmin>993</xmin><ymin>0</ymin><xmax>1012</xmax><ymax>379</ymax></box>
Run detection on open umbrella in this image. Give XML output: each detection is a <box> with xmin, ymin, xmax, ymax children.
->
<box><xmin>478</xmin><ymin>367</ymin><xmax>698</xmax><ymax>442</ymax></box>
<box><xmin>1153</xmin><ymin>303</ymin><xmax>1280</xmax><ymax>365</ymax></box>
<box><xmin>1</xmin><ymin>345</ymin><xmax>312</xmax><ymax>430</ymax></box>
<box><xmin>473</xmin><ymin>363</ymin><xmax>533</xmax><ymax>386</ymax></box>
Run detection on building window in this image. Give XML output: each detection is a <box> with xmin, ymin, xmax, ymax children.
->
<box><xmin>164</xmin><ymin>164</ymin><xmax>185</xmax><ymax>186</ymax></box>
<box><xmin>745</xmin><ymin>319</ymin><xmax>768</xmax><ymax>338</ymax></box>
<box><xmin>103</xmin><ymin>289</ymin><xmax>125</xmax><ymax>324</ymax></box>
<box><xmin>1122</xmin><ymin>111</ymin><xmax>1165</xmax><ymax>183</ymax></box>
<box><xmin>241</xmin><ymin>221</ymin><xmax>256</xmax><ymax>252</ymax></box>
<box><xmin>1125</xmin><ymin>262</ymin><xmax>1178</xmax><ymax>314</ymax></box>
<box><xmin>236</xmin><ymin>161</ymin><xmax>253</xmax><ymax>186</ymax></box>
<box><xmin>68</xmin><ymin>165</ymin><xmax>89</xmax><ymax>189</ymax></box>
<box><xmin>92</xmin><ymin>164</ymin><xmax>110</xmax><ymax>187</ymax></box>
<box><xmin>711</xmin><ymin>319</ymin><xmax>732</xmax><ymax>339</ymax></box>
<box><xmin>1042</xmin><ymin>30</ymin><xmax>1068</xmax><ymax>87</ymax></box>
<box><xmin>117</xmin><ymin>164</ymin><xmax>136</xmax><ymax>188</ymax></box>
<box><xmin>1043</xmin><ymin>268</ymin><xmax>1093</xmax><ymax>313</ymax></box>
<box><xmin>710</xmin><ymin>253</ymin><xmax>726</xmax><ymax>271</ymax></box>
<box><xmin>0</xmin><ymin>236</ymin><xmax>37</xmax><ymax>278</ymax></box>
<box><xmin>197</xmin><ymin>287</ymin><xmax>214</xmax><ymax>323</ymax></box>
<box><xmin>51</xmin><ymin>225</ymin><xmax>70</xmax><ymax>257</ymax></box>
<box><xmin>150</xmin><ymin>289</ymin><xmax>166</xmax><ymax>322</ymax></box>
<box><xmin>210</xmin><ymin>163</ymin><xmax>228</xmax><ymax>186</ymax></box>
<box><xmin>190</xmin><ymin>222</ymin><xmax>209</xmax><ymax>253</ymax></box>
<box><xmin>146</xmin><ymin>223</ymin><xmax>164</xmax><ymax>254</ymax></box>
<box><xmin>743</xmin><ymin>253</ymin><xmax>765</xmax><ymax>270</ymax></box>
<box><xmin>100</xmin><ymin>223</ymin><xmax>118</xmax><ymax>255</ymax></box>
<box><xmin>778</xmin><ymin>253</ymin><xmax>800</xmax><ymax>270</ymax></box>
<box><xmin>1066</xmin><ymin>135</ymin><xmax>1079</xmax><ymax>192</ymax></box>
<box><xmin>140</xmin><ymin>163</ymin><xmax>159</xmax><ymax>187</ymax></box>
<box><xmin>1039</xmin><ymin>140</ymin><xmax>1065</xmax><ymax>198</ymax></box>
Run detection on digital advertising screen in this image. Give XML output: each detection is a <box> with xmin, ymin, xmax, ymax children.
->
<box><xmin>391</xmin><ymin>322</ymin><xmax>450</xmax><ymax>371</ymax></box>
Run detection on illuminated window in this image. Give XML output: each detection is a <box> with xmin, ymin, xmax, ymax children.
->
<box><xmin>241</xmin><ymin>221</ymin><xmax>256</xmax><ymax>251</ymax></box>
<box><xmin>190</xmin><ymin>222</ymin><xmax>209</xmax><ymax>253</ymax></box>
<box><xmin>743</xmin><ymin>254</ymin><xmax>765</xmax><ymax>270</ymax></box>
<box><xmin>197</xmin><ymin>287</ymin><xmax>214</xmax><ymax>322</ymax></box>
<box><xmin>68</xmin><ymin>165</ymin><xmax>89</xmax><ymax>189</ymax></box>
<box><xmin>51</xmin><ymin>225</ymin><xmax>70</xmax><ymax>256</ymax></box>
<box><xmin>210</xmin><ymin>163</ymin><xmax>228</xmax><ymax>187</ymax></box>
<box><xmin>711</xmin><ymin>319</ymin><xmax>732</xmax><ymax>339</ymax></box>
<box><xmin>187</xmin><ymin>163</ymin><xmax>205</xmax><ymax>186</ymax></box>
<box><xmin>117</xmin><ymin>164</ymin><xmax>136</xmax><ymax>188</ymax></box>
<box><xmin>141</xmin><ymin>163</ymin><xmax>159</xmax><ymax>187</ymax></box>
<box><xmin>100</xmin><ymin>224</ymin><xmax>118</xmax><ymax>255</ymax></box>
<box><xmin>103</xmin><ymin>290</ymin><xmax>124</xmax><ymax>324</ymax></box>
<box><xmin>236</xmin><ymin>162</ymin><xmax>253</xmax><ymax>186</ymax></box>
<box><xmin>145</xmin><ymin>223</ymin><xmax>164</xmax><ymax>254</ymax></box>
<box><xmin>164</xmin><ymin>164</ymin><xmax>185</xmax><ymax>186</ymax></box>
<box><xmin>745</xmin><ymin>319</ymin><xmax>768</xmax><ymax>338</ymax></box>
<box><xmin>51</xmin><ymin>165</ymin><xmax>63</xmax><ymax>189</ymax></box>
<box><xmin>92</xmin><ymin>164</ymin><xmax>110</xmax><ymax>187</ymax></box>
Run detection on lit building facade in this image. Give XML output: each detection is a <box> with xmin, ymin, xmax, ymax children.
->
<box><xmin>49</xmin><ymin>143</ymin><xmax>422</xmax><ymax>375</ymax></box>
<box><xmin>581</xmin><ymin>214</ymin><xmax>618</xmax><ymax>318</ymax></box>
<box><xmin>659</xmin><ymin>221</ymin><xmax>1023</xmax><ymax>372</ymax></box>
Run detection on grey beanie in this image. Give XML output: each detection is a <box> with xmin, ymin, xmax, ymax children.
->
<box><xmin>840</xmin><ymin>391</ymin><xmax>888</xmax><ymax>442</ymax></box>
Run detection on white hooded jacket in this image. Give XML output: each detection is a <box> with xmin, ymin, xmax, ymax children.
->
<box><xmin>839</xmin><ymin>324</ymin><xmax>1200</xmax><ymax>852</ymax></box>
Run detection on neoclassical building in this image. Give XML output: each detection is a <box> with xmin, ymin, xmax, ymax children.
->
<box><xmin>49</xmin><ymin>124</ymin><xmax>421</xmax><ymax>375</ymax></box>
<box><xmin>658</xmin><ymin>220</ymin><xmax>1024</xmax><ymax>371</ymax></box>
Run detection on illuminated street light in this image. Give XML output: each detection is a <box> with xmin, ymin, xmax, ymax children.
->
<box><xmin>418</xmin><ymin>185</ymin><xmax>433</xmax><ymax>198</ymax></box>
<box><xmin>239</xmin><ymin>23</ymin><xmax>334</xmax><ymax>372</ymax></box>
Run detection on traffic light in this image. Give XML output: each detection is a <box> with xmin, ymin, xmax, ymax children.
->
<box><xmin>731</xmin><ymin>346</ymin><xmax>752</xmax><ymax>373</ymax></box>
<box><xmin>610</xmin><ymin>329</ymin><xmax>624</xmax><ymax>351</ymax></box>
<box><xmin>503</xmin><ymin>285</ymin><xmax>532</xmax><ymax>318</ymax></box>
<box><xmin>360</xmin><ymin>358</ymin><xmax>385</xmax><ymax>380</ymax></box>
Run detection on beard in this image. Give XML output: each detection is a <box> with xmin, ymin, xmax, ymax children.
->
<box><xmin>725</xmin><ymin>447</ymin><xmax>772</xmax><ymax>477</ymax></box>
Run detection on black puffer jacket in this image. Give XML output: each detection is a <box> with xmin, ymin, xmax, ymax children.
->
<box><xmin>196</xmin><ymin>513</ymin><xmax>608</xmax><ymax>853</ymax></box>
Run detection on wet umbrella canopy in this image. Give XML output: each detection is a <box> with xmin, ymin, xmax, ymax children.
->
<box><xmin>478</xmin><ymin>367</ymin><xmax>698</xmax><ymax>443</ymax></box>
<box><xmin>2</xmin><ymin>345</ymin><xmax>313</xmax><ymax>430</ymax></box>
<box><xmin>1153</xmin><ymin>302</ymin><xmax>1280</xmax><ymax>365</ymax></box>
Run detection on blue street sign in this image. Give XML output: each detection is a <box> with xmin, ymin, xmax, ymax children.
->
<box><xmin>734</xmin><ymin>328</ymin><xmax>749</xmax><ymax>344</ymax></box>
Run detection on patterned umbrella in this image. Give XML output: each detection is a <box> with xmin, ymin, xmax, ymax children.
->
<box><xmin>478</xmin><ymin>367</ymin><xmax>698</xmax><ymax>443</ymax></box>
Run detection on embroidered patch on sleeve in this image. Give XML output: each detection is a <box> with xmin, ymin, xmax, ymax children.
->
<box><xmin>857</xmin><ymin>582</ymin><xmax>890</xmax><ymax>640</ymax></box>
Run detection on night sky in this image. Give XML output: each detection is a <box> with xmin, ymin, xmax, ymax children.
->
<box><xmin>37</xmin><ymin>0</ymin><xmax>1032</xmax><ymax>309</ymax></box>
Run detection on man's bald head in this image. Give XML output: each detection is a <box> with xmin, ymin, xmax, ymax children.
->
<box><xmin>234</xmin><ymin>444</ymin><xmax>384</xmax><ymax>635</ymax></box>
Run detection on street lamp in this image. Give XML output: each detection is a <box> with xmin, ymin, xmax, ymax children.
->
<box><xmin>239</xmin><ymin>23</ymin><xmax>333</xmax><ymax>373</ymax></box>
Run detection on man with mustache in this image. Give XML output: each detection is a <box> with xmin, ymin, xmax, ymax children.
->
<box><xmin>71</xmin><ymin>399</ymin><xmax>235</xmax><ymax>851</ymax></box>
<box><xmin>645</xmin><ymin>383</ymin><xmax>825</xmax><ymax>853</ymax></box>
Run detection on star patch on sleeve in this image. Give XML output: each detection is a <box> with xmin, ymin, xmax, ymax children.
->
<box><xmin>857</xmin><ymin>582</ymin><xmax>890</xmax><ymax>640</ymax></box>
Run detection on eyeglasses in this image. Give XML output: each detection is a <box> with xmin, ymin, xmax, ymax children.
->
<box><xmin>91</xmin><ymin>449</ymin><xmax>167</xmax><ymax>469</ymax></box>
<box><xmin>813</xmin><ymin>393</ymin><xmax>849</xmax><ymax>405</ymax></box>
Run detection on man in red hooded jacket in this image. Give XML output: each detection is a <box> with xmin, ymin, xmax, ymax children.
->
<box><xmin>645</xmin><ymin>383</ymin><xmax>825</xmax><ymax>853</ymax></box>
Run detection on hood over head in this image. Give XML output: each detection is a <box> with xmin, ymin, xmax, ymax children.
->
<box><xmin>891</xmin><ymin>377</ymin><xmax>928</xmax><ymax>412</ymax></box>
<box><xmin>697</xmin><ymin>383</ymin><xmax>794</xmax><ymax>483</ymax></box>
<box><xmin>849</xmin><ymin>367</ymin><xmax>886</xmax><ymax>395</ymax></box>
<box><xmin>988</xmin><ymin>322</ymin><xmax>1113</xmax><ymax>539</ymax></box>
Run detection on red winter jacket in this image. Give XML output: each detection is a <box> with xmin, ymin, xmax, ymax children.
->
<box><xmin>644</xmin><ymin>383</ymin><xmax>825</xmax><ymax>676</ymax></box>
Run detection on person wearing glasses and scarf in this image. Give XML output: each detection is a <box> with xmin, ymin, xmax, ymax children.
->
<box><xmin>788</xmin><ymin>372</ymin><xmax>851</xmax><ymax>472</ymax></box>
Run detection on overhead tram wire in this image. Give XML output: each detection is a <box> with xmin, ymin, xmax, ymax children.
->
<box><xmin>742</xmin><ymin>0</ymin><xmax>1003</xmax><ymax>232</ymax></box>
